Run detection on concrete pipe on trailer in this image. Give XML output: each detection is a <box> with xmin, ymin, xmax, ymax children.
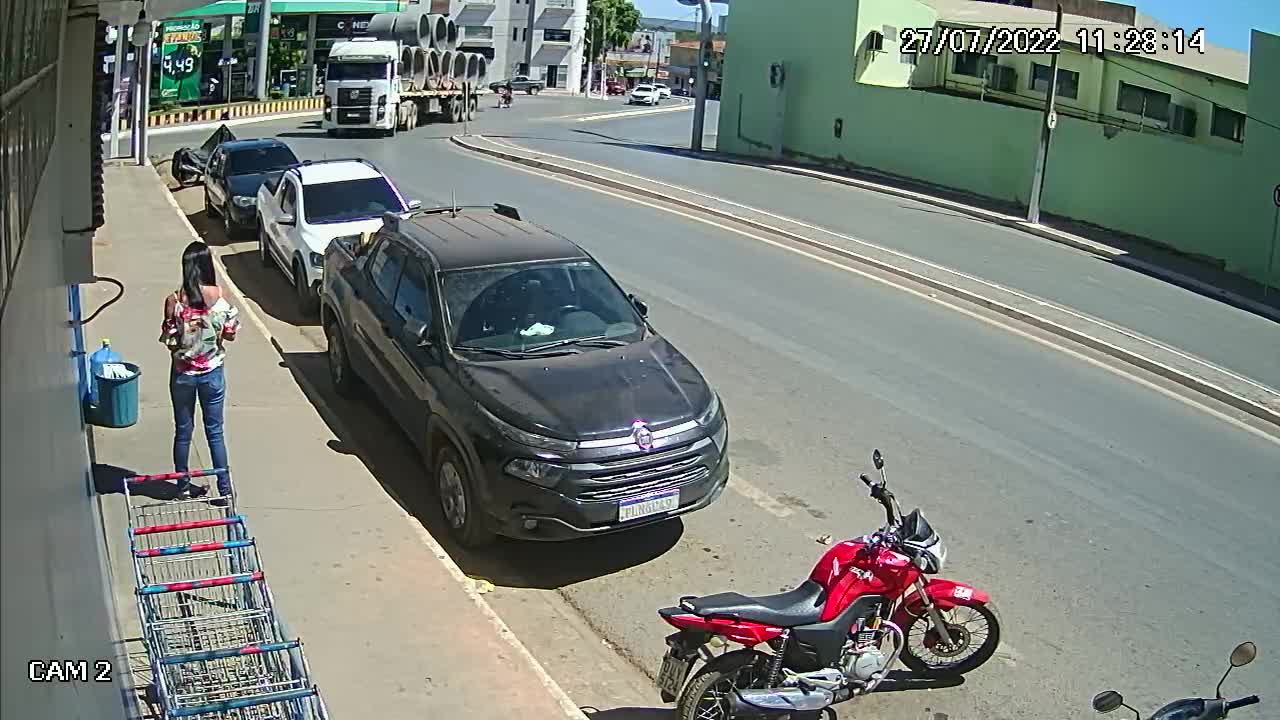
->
<box><xmin>465</xmin><ymin>53</ymin><xmax>480</xmax><ymax>84</ymax></box>
<box><xmin>438</xmin><ymin>51</ymin><xmax>456</xmax><ymax>89</ymax></box>
<box><xmin>412</xmin><ymin>48</ymin><xmax>429</xmax><ymax>90</ymax></box>
<box><xmin>445</xmin><ymin>18</ymin><xmax>459</xmax><ymax>52</ymax></box>
<box><xmin>400</xmin><ymin>46</ymin><xmax>417</xmax><ymax>89</ymax></box>
<box><xmin>423</xmin><ymin>49</ymin><xmax>443</xmax><ymax>90</ymax></box>
<box><xmin>366</xmin><ymin>12</ymin><xmax>399</xmax><ymax>41</ymax></box>
<box><xmin>393</xmin><ymin>9</ymin><xmax>431</xmax><ymax>48</ymax></box>
<box><xmin>475</xmin><ymin>56</ymin><xmax>488</xmax><ymax>86</ymax></box>
<box><xmin>427</xmin><ymin>14</ymin><xmax>448</xmax><ymax>51</ymax></box>
<box><xmin>450</xmin><ymin>52</ymin><xmax>467</xmax><ymax>88</ymax></box>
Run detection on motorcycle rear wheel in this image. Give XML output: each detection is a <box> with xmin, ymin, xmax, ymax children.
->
<box><xmin>899</xmin><ymin>601</ymin><xmax>1002</xmax><ymax>677</ymax></box>
<box><xmin>677</xmin><ymin>650</ymin><xmax>769</xmax><ymax>720</ymax></box>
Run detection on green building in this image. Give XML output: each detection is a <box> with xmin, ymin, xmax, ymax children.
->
<box><xmin>718</xmin><ymin>0</ymin><xmax>1280</xmax><ymax>288</ymax></box>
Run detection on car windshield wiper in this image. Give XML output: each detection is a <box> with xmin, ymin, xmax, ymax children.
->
<box><xmin>453</xmin><ymin>344</ymin><xmax>574</xmax><ymax>359</ymax></box>
<box><xmin>525</xmin><ymin>336</ymin><xmax>628</xmax><ymax>352</ymax></box>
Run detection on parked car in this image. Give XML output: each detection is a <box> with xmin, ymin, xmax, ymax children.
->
<box><xmin>628</xmin><ymin>84</ymin><xmax>661</xmax><ymax>106</ymax></box>
<box><xmin>257</xmin><ymin>158</ymin><xmax>418</xmax><ymax>315</ymax></box>
<box><xmin>204</xmin><ymin>139</ymin><xmax>300</xmax><ymax>239</ymax></box>
<box><xmin>605</xmin><ymin>78</ymin><xmax>626</xmax><ymax>96</ymax></box>
<box><xmin>487</xmin><ymin>75</ymin><xmax>545</xmax><ymax>95</ymax></box>
<box><xmin>320</xmin><ymin>204</ymin><xmax>730</xmax><ymax>547</ymax></box>
<box><xmin>653</xmin><ymin>83</ymin><xmax>672</xmax><ymax>99</ymax></box>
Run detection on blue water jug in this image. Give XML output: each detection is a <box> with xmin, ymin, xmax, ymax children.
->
<box><xmin>88</xmin><ymin>339</ymin><xmax>121</xmax><ymax>406</ymax></box>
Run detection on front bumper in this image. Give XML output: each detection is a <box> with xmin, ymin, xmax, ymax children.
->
<box><xmin>323</xmin><ymin>106</ymin><xmax>394</xmax><ymax>130</ymax></box>
<box><xmin>482</xmin><ymin>428</ymin><xmax>730</xmax><ymax>541</ymax></box>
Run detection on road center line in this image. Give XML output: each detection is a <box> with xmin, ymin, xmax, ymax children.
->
<box><xmin>453</xmin><ymin>144</ymin><xmax>1280</xmax><ymax>448</ymax></box>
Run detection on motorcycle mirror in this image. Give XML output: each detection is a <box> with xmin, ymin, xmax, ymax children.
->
<box><xmin>1091</xmin><ymin>691</ymin><xmax>1125</xmax><ymax>714</ymax></box>
<box><xmin>1230</xmin><ymin>641</ymin><xmax>1257</xmax><ymax>667</ymax></box>
<box><xmin>872</xmin><ymin>449</ymin><xmax>884</xmax><ymax>470</ymax></box>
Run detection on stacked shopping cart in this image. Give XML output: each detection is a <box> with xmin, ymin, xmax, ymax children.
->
<box><xmin>123</xmin><ymin>469</ymin><xmax>329</xmax><ymax>719</ymax></box>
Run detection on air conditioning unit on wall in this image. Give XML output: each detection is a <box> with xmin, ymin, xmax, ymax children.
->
<box><xmin>988</xmin><ymin>64</ymin><xmax>1016</xmax><ymax>92</ymax></box>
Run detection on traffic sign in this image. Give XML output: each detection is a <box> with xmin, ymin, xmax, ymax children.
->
<box><xmin>1047</xmin><ymin>111</ymin><xmax>1058</xmax><ymax>130</ymax></box>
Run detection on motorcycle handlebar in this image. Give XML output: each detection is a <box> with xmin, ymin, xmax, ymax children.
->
<box><xmin>1227</xmin><ymin>696</ymin><xmax>1260</xmax><ymax>711</ymax></box>
<box><xmin>859</xmin><ymin>474</ymin><xmax>873</xmax><ymax>487</ymax></box>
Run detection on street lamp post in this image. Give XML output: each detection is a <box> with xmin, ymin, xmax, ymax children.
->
<box><xmin>1027</xmin><ymin>4</ymin><xmax>1064</xmax><ymax>224</ymax></box>
<box><xmin>690</xmin><ymin>0</ymin><xmax>711</xmax><ymax>152</ymax></box>
<box><xmin>130</xmin><ymin>14</ymin><xmax>154</xmax><ymax>166</ymax></box>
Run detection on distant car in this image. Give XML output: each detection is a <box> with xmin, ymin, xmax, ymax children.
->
<box><xmin>487</xmin><ymin>75</ymin><xmax>545</xmax><ymax>95</ymax></box>
<box><xmin>256</xmin><ymin>158</ymin><xmax>417</xmax><ymax>315</ymax></box>
<box><xmin>629</xmin><ymin>84</ymin><xmax>661</xmax><ymax>106</ymax></box>
<box><xmin>320</xmin><ymin>204</ymin><xmax>730</xmax><ymax>547</ymax></box>
<box><xmin>653</xmin><ymin>83</ymin><xmax>672</xmax><ymax>99</ymax></box>
<box><xmin>203</xmin><ymin>139</ymin><xmax>300</xmax><ymax>239</ymax></box>
<box><xmin>605</xmin><ymin>78</ymin><xmax>626</xmax><ymax>96</ymax></box>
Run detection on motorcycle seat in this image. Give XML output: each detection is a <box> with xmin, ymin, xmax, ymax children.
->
<box><xmin>682</xmin><ymin>580</ymin><xmax>826</xmax><ymax>627</ymax></box>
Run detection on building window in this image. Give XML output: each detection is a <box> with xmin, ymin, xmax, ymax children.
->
<box><xmin>1030</xmin><ymin>63</ymin><xmax>1079</xmax><ymax>99</ymax></box>
<box><xmin>512</xmin><ymin>27</ymin><xmax>518</xmax><ymax>41</ymax></box>
<box><xmin>1210</xmin><ymin>105</ymin><xmax>1246</xmax><ymax>142</ymax></box>
<box><xmin>543</xmin><ymin>28</ymin><xmax>570</xmax><ymax>43</ymax></box>
<box><xmin>900</xmin><ymin>50</ymin><xmax>917</xmax><ymax>66</ymax></box>
<box><xmin>464</xmin><ymin>25</ymin><xmax>493</xmax><ymax>40</ymax></box>
<box><xmin>1117</xmin><ymin>81</ymin><xmax>1171</xmax><ymax>122</ymax></box>
<box><xmin>522</xmin><ymin>28</ymin><xmax>528</xmax><ymax>42</ymax></box>
<box><xmin>953</xmin><ymin>52</ymin><xmax>995</xmax><ymax>78</ymax></box>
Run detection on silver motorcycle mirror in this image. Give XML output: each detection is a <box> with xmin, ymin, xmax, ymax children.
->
<box><xmin>872</xmin><ymin>449</ymin><xmax>884</xmax><ymax>470</ymax></box>
<box><xmin>1091</xmin><ymin>690</ymin><xmax>1140</xmax><ymax>720</ymax></box>
<box><xmin>1216</xmin><ymin>641</ymin><xmax>1258</xmax><ymax>698</ymax></box>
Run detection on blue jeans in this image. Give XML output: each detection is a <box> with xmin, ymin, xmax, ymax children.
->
<box><xmin>171</xmin><ymin>365</ymin><xmax>232</xmax><ymax>496</ymax></box>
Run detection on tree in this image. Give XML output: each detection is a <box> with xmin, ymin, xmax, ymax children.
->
<box><xmin>585</xmin><ymin>0</ymin><xmax>641</xmax><ymax>64</ymax></box>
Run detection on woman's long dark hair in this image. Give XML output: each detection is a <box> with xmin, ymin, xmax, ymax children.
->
<box><xmin>181</xmin><ymin>241</ymin><xmax>217</xmax><ymax>309</ymax></box>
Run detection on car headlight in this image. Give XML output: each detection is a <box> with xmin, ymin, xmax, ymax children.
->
<box><xmin>478</xmin><ymin>404</ymin><xmax>577</xmax><ymax>453</ymax></box>
<box><xmin>309</xmin><ymin>252</ymin><xmax>325</xmax><ymax>268</ymax></box>
<box><xmin>504</xmin><ymin>458</ymin><xmax>569</xmax><ymax>488</ymax></box>
<box><xmin>696</xmin><ymin>392</ymin><xmax>721</xmax><ymax>427</ymax></box>
<box><xmin>232</xmin><ymin>195</ymin><xmax>255</xmax><ymax>208</ymax></box>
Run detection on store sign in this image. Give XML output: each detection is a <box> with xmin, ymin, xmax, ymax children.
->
<box><xmin>244</xmin><ymin>0</ymin><xmax>263</xmax><ymax>35</ymax></box>
<box><xmin>316</xmin><ymin>14</ymin><xmax>374</xmax><ymax>39</ymax></box>
<box><xmin>159</xmin><ymin>19</ymin><xmax>203</xmax><ymax>102</ymax></box>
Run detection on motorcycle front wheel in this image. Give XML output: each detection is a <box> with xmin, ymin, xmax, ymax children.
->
<box><xmin>677</xmin><ymin>650</ymin><xmax>770</xmax><ymax>720</ymax></box>
<box><xmin>899</xmin><ymin>601</ymin><xmax>1002</xmax><ymax>677</ymax></box>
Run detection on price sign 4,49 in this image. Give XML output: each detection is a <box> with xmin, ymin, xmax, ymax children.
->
<box><xmin>163</xmin><ymin>51</ymin><xmax>198</xmax><ymax>78</ymax></box>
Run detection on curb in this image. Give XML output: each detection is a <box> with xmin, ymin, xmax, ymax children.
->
<box><xmin>666</xmin><ymin>151</ymin><xmax>1280</xmax><ymax>323</ymax></box>
<box><xmin>451</xmin><ymin>134</ymin><xmax>1280</xmax><ymax>429</ymax></box>
<box><xmin>143</xmin><ymin>167</ymin><xmax>590</xmax><ymax>720</ymax></box>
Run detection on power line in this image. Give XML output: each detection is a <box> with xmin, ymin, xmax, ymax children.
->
<box><xmin>1104</xmin><ymin>55</ymin><xmax>1277</xmax><ymax>132</ymax></box>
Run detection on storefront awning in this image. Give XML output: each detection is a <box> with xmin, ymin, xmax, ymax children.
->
<box><xmin>173</xmin><ymin>0</ymin><xmax>399</xmax><ymax>19</ymax></box>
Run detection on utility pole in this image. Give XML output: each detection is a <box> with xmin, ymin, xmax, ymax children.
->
<box><xmin>645</xmin><ymin>34</ymin><xmax>655</xmax><ymax>82</ymax></box>
<box><xmin>524</xmin><ymin>0</ymin><xmax>537</xmax><ymax>78</ymax></box>
<box><xmin>690</xmin><ymin>0</ymin><xmax>711</xmax><ymax>152</ymax></box>
<box><xmin>110</xmin><ymin>23</ymin><xmax>126</xmax><ymax>158</ymax></box>
<box><xmin>1026</xmin><ymin>3</ymin><xmax>1063</xmax><ymax>225</ymax></box>
<box><xmin>254</xmin><ymin>0</ymin><xmax>272</xmax><ymax>100</ymax></box>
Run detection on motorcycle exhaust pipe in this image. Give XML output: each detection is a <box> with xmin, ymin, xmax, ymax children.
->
<box><xmin>729</xmin><ymin>687</ymin><xmax>835</xmax><ymax>716</ymax></box>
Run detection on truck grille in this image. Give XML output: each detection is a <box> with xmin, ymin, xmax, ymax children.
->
<box><xmin>577</xmin><ymin>441</ymin><xmax>710</xmax><ymax>502</ymax></box>
<box><xmin>337</xmin><ymin>108</ymin><xmax>371</xmax><ymax>125</ymax></box>
<box><xmin>578</xmin><ymin>466</ymin><xmax>710</xmax><ymax>502</ymax></box>
<box><xmin>335</xmin><ymin>88</ymin><xmax>373</xmax><ymax>107</ymax></box>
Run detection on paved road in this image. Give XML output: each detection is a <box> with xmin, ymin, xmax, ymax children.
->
<box><xmin>154</xmin><ymin>109</ymin><xmax>1279</xmax><ymax>720</ymax></box>
<box><xmin>491</xmin><ymin>110</ymin><xmax>1280</xmax><ymax>393</ymax></box>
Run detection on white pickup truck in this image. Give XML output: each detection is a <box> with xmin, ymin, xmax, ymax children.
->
<box><xmin>255</xmin><ymin>158</ymin><xmax>419</xmax><ymax>314</ymax></box>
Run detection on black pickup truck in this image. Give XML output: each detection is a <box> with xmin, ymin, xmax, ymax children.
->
<box><xmin>320</xmin><ymin>205</ymin><xmax>729</xmax><ymax>547</ymax></box>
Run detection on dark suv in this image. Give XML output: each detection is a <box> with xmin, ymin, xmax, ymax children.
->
<box><xmin>320</xmin><ymin>205</ymin><xmax>729</xmax><ymax>546</ymax></box>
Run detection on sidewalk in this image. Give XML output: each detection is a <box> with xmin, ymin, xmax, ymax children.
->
<box><xmin>85</xmin><ymin>163</ymin><xmax>587</xmax><ymax>720</ymax></box>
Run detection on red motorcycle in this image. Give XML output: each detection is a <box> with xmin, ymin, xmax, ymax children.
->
<box><xmin>657</xmin><ymin>449</ymin><xmax>1001</xmax><ymax>719</ymax></box>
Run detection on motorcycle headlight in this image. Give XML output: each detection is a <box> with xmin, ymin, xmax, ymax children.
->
<box><xmin>913</xmin><ymin>539</ymin><xmax>947</xmax><ymax>574</ymax></box>
<box><xmin>504</xmin><ymin>458</ymin><xmax>569</xmax><ymax>489</ymax></box>
<box><xmin>309</xmin><ymin>252</ymin><xmax>325</xmax><ymax>268</ymax></box>
<box><xmin>478</xmin><ymin>404</ymin><xmax>577</xmax><ymax>453</ymax></box>
<box><xmin>232</xmin><ymin>195</ymin><xmax>256</xmax><ymax>208</ymax></box>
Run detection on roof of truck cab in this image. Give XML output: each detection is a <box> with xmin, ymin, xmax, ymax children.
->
<box><xmin>399</xmin><ymin>211</ymin><xmax>588</xmax><ymax>271</ymax></box>
<box><xmin>295</xmin><ymin>160</ymin><xmax>385</xmax><ymax>185</ymax></box>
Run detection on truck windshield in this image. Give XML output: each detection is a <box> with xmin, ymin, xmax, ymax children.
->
<box><xmin>303</xmin><ymin>178</ymin><xmax>403</xmax><ymax>224</ymax></box>
<box><xmin>226</xmin><ymin>146</ymin><xmax>298</xmax><ymax>175</ymax></box>
<box><xmin>327</xmin><ymin>62</ymin><xmax>388</xmax><ymax>82</ymax></box>
<box><xmin>442</xmin><ymin>260</ymin><xmax>644</xmax><ymax>353</ymax></box>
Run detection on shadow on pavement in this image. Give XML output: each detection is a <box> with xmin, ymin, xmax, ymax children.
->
<box><xmin>581</xmin><ymin>707</ymin><xmax>674</xmax><ymax>719</ymax></box>
<box><xmin>218</xmin><ymin>249</ymin><xmax>320</xmax><ymax>328</ymax></box>
<box><xmin>93</xmin><ymin>463</ymin><xmax>188</xmax><ymax>500</ymax></box>
<box><xmin>275</xmin><ymin>346</ymin><xmax>683</xmax><ymax>590</ymax></box>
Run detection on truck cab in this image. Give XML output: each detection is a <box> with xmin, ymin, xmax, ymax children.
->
<box><xmin>323</xmin><ymin>38</ymin><xmax>401</xmax><ymax>136</ymax></box>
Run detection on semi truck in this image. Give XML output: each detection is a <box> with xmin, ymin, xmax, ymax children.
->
<box><xmin>322</xmin><ymin>38</ymin><xmax>482</xmax><ymax>137</ymax></box>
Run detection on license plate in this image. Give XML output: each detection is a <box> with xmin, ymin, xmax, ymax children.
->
<box><xmin>657</xmin><ymin>651</ymin><xmax>693</xmax><ymax>700</ymax></box>
<box><xmin>618</xmin><ymin>490</ymin><xmax>680</xmax><ymax>522</ymax></box>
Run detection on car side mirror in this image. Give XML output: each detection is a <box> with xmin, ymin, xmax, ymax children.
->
<box><xmin>407</xmin><ymin>199</ymin><xmax>422</xmax><ymax>210</ymax></box>
<box><xmin>406</xmin><ymin>319</ymin><xmax>433</xmax><ymax>348</ymax></box>
<box><xmin>629</xmin><ymin>294</ymin><xmax>649</xmax><ymax>318</ymax></box>
<box><xmin>872</xmin><ymin>449</ymin><xmax>884</xmax><ymax>470</ymax></box>
<box><xmin>278</xmin><ymin>213</ymin><xmax>296</xmax><ymax>226</ymax></box>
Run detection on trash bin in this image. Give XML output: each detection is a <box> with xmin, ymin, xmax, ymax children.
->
<box><xmin>87</xmin><ymin>361</ymin><xmax>142</xmax><ymax>429</ymax></box>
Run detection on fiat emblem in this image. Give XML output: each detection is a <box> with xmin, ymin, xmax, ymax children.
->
<box><xmin>632</xmin><ymin>420</ymin><xmax>654</xmax><ymax>451</ymax></box>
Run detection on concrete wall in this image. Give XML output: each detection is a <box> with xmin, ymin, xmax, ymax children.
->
<box><xmin>718</xmin><ymin>0</ymin><xmax>1280</xmax><ymax>287</ymax></box>
<box><xmin>852</xmin><ymin>0</ymin><xmax>936</xmax><ymax>88</ymax></box>
<box><xmin>1</xmin><ymin>137</ymin><xmax>128</xmax><ymax>720</ymax></box>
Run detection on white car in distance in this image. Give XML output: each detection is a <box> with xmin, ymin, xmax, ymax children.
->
<box><xmin>256</xmin><ymin>158</ymin><xmax>418</xmax><ymax>314</ymax></box>
<box><xmin>653</xmin><ymin>83</ymin><xmax>672</xmax><ymax>99</ymax></box>
<box><xmin>628</xmin><ymin>84</ymin><xmax>661</xmax><ymax>106</ymax></box>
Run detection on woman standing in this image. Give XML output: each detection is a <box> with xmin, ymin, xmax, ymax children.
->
<box><xmin>160</xmin><ymin>241</ymin><xmax>240</xmax><ymax>502</ymax></box>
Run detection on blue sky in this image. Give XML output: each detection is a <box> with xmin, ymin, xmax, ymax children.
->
<box><xmin>630</xmin><ymin>0</ymin><xmax>1278</xmax><ymax>51</ymax></box>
